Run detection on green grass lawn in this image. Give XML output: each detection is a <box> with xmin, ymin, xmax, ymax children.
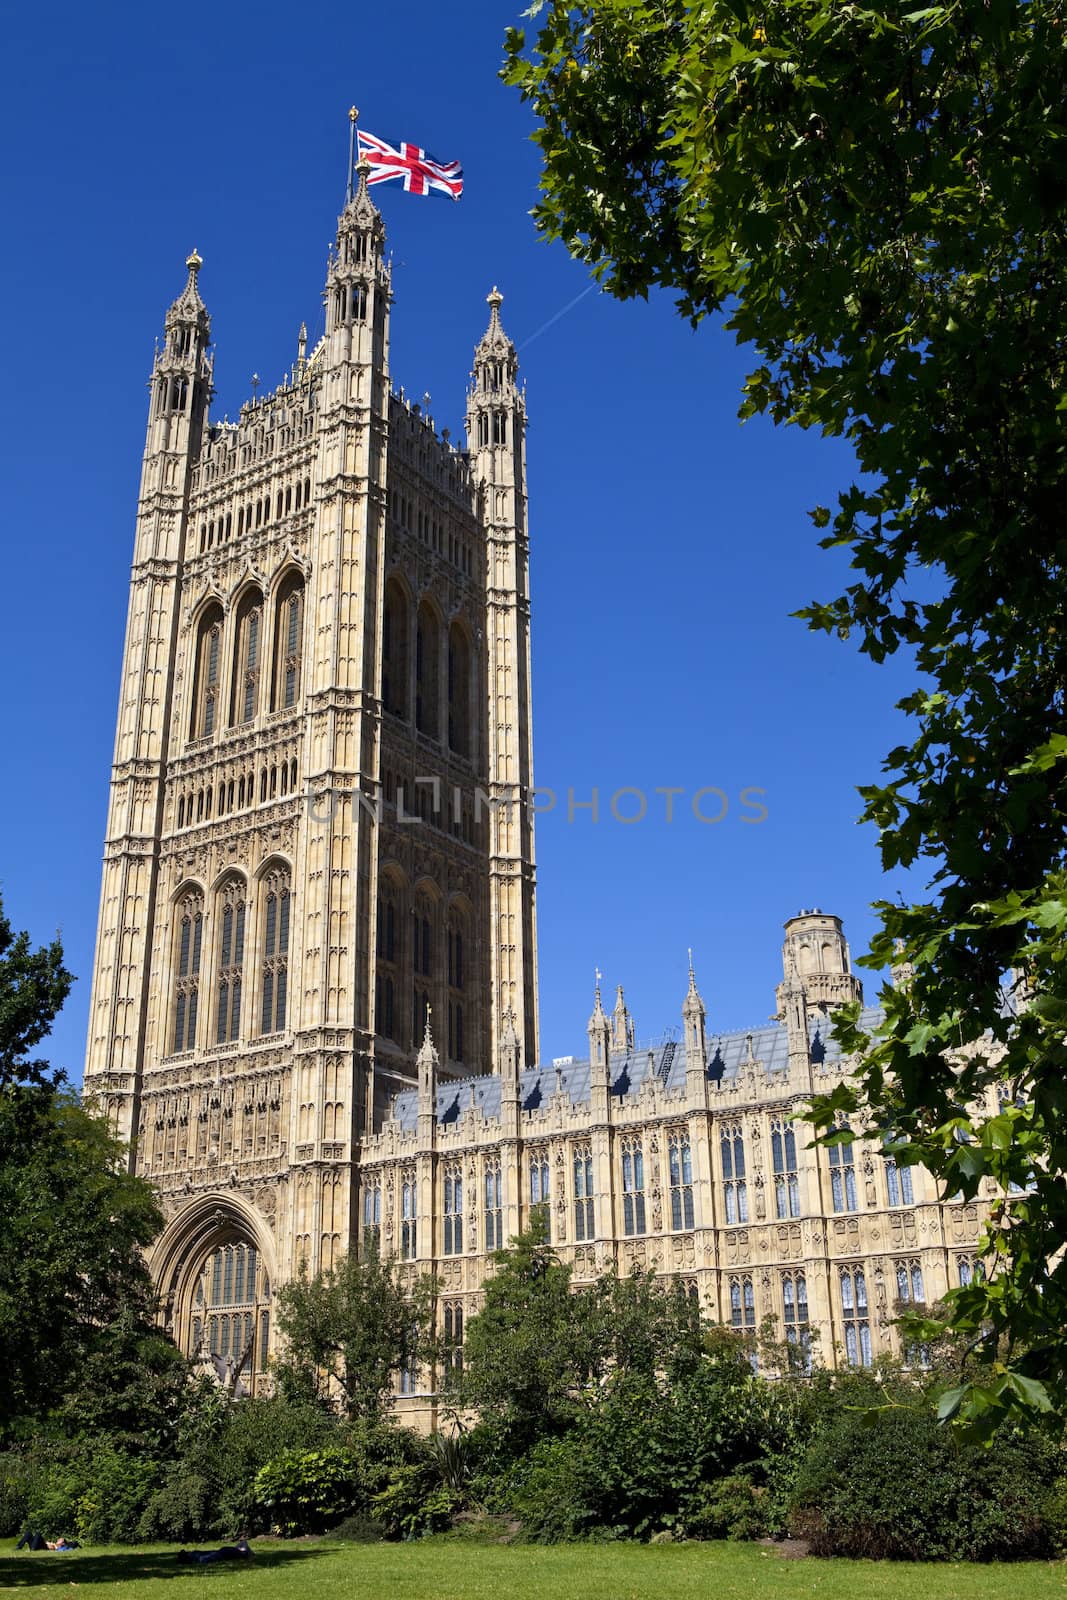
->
<box><xmin>2</xmin><ymin>1537</ymin><xmax>1066</xmax><ymax>1600</ymax></box>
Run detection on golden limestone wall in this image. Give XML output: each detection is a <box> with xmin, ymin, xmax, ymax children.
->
<box><xmin>84</xmin><ymin>173</ymin><xmax>537</xmax><ymax>1389</ymax></box>
<box><xmin>359</xmin><ymin>999</ymin><xmax>990</xmax><ymax>1428</ymax></box>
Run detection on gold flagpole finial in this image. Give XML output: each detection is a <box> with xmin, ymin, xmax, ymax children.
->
<box><xmin>349</xmin><ymin>105</ymin><xmax>359</xmax><ymax>123</ymax></box>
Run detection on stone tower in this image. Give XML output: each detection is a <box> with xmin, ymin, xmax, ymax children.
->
<box><xmin>775</xmin><ymin>909</ymin><xmax>863</xmax><ymax>1018</ymax></box>
<box><xmin>83</xmin><ymin>168</ymin><xmax>538</xmax><ymax>1382</ymax></box>
<box><xmin>465</xmin><ymin>291</ymin><xmax>539</xmax><ymax>1069</ymax></box>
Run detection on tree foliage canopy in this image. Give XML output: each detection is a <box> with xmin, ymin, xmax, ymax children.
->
<box><xmin>274</xmin><ymin>1247</ymin><xmax>438</xmax><ymax>1424</ymax></box>
<box><xmin>458</xmin><ymin>1222</ymin><xmax>705</xmax><ymax>1444</ymax></box>
<box><xmin>504</xmin><ymin>0</ymin><xmax>1067</xmax><ymax>1429</ymax></box>
<box><xmin>0</xmin><ymin>896</ymin><xmax>165</xmax><ymax>1441</ymax></box>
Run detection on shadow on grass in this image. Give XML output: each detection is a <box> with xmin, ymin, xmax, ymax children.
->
<box><xmin>0</xmin><ymin>1545</ymin><xmax>333</xmax><ymax>1586</ymax></box>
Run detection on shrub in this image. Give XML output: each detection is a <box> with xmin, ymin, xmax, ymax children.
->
<box><xmin>137</xmin><ymin>1471</ymin><xmax>216</xmax><ymax>1542</ymax></box>
<box><xmin>251</xmin><ymin>1445</ymin><xmax>361</xmax><ymax>1536</ymax></box>
<box><xmin>69</xmin><ymin>1446</ymin><xmax>158</xmax><ymax>1544</ymax></box>
<box><xmin>789</xmin><ymin>1405</ymin><xmax>1063</xmax><ymax>1560</ymax></box>
<box><xmin>371</xmin><ymin>1463</ymin><xmax>460</xmax><ymax>1539</ymax></box>
<box><xmin>681</xmin><ymin>1473</ymin><xmax>770</xmax><ymax>1541</ymax></box>
<box><xmin>1042</xmin><ymin>1478</ymin><xmax>1067</xmax><ymax>1559</ymax></box>
<box><xmin>0</xmin><ymin>1454</ymin><xmax>32</xmax><ymax>1538</ymax></box>
<box><xmin>330</xmin><ymin>1511</ymin><xmax>386</xmax><ymax>1542</ymax></box>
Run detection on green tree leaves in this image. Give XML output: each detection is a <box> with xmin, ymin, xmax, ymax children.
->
<box><xmin>274</xmin><ymin>1248</ymin><xmax>438</xmax><ymax>1425</ymax></box>
<box><xmin>506</xmin><ymin>0</ymin><xmax>1067</xmax><ymax>1428</ymax></box>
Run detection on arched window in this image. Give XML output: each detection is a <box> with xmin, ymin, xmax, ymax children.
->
<box><xmin>721</xmin><ymin>1123</ymin><xmax>748</xmax><ymax>1224</ymax></box>
<box><xmin>172</xmin><ymin>886</ymin><xmax>204</xmax><ymax>1053</ymax></box>
<box><xmin>447</xmin><ymin>622</ymin><xmax>471</xmax><ymax>756</ymax></box>
<box><xmin>772</xmin><ymin>1116</ymin><xmax>801</xmax><ymax>1218</ymax></box>
<box><xmin>260</xmin><ymin>865</ymin><xmax>291</xmax><ymax>1034</ymax></box>
<box><xmin>191</xmin><ymin>605</ymin><xmax>224</xmax><ymax>739</ymax></box>
<box><xmin>190</xmin><ymin>1239</ymin><xmax>271</xmax><ymax>1381</ymax></box>
<box><xmin>415</xmin><ymin>602</ymin><xmax>440</xmax><ymax>740</ymax></box>
<box><xmin>231</xmin><ymin>589</ymin><xmax>263</xmax><ymax>726</ymax></box>
<box><xmin>621</xmin><ymin>1137</ymin><xmax>646</xmax><ymax>1236</ymax></box>
<box><xmin>215</xmin><ymin>875</ymin><xmax>247</xmax><ymax>1044</ymax></box>
<box><xmin>382</xmin><ymin>580</ymin><xmax>410</xmax><ymax>719</ymax></box>
<box><xmin>273</xmin><ymin>574</ymin><xmax>305</xmax><ymax>710</ymax></box>
<box><xmin>447</xmin><ymin>908</ymin><xmax>467</xmax><ymax>1063</ymax></box>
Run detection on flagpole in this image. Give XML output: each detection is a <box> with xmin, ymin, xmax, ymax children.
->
<box><xmin>346</xmin><ymin>106</ymin><xmax>359</xmax><ymax>203</ymax></box>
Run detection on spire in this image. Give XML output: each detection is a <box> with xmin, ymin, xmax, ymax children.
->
<box><xmin>168</xmin><ymin>249</ymin><xmax>208</xmax><ymax>326</ymax></box>
<box><xmin>588</xmin><ymin>968</ymin><xmax>612</xmax><ymax>1088</ymax></box>
<box><xmin>472</xmin><ymin>285</ymin><xmax>518</xmax><ymax>379</ymax></box>
<box><xmin>683</xmin><ymin>952</ymin><xmax>708</xmax><ymax>1098</ymax></box>
<box><xmin>498</xmin><ymin>1006</ymin><xmax>523</xmax><ymax>1080</ymax></box>
<box><xmin>612</xmin><ymin>984</ymin><xmax>634</xmax><ymax>1052</ymax></box>
<box><xmin>588</xmin><ymin>968</ymin><xmax>607</xmax><ymax>1033</ymax></box>
<box><xmin>417</xmin><ymin>1008</ymin><xmax>439</xmax><ymax>1095</ymax></box>
<box><xmin>683</xmin><ymin>948</ymin><xmax>705</xmax><ymax>1021</ymax></box>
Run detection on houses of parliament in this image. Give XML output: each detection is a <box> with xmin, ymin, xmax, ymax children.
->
<box><xmin>84</xmin><ymin>160</ymin><xmax>988</xmax><ymax>1417</ymax></box>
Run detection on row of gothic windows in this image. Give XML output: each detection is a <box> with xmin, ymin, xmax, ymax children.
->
<box><xmin>189</xmin><ymin>1240</ymin><xmax>271</xmax><ymax>1376</ymax></box>
<box><xmin>382</xmin><ymin>581</ymin><xmax>474</xmax><ymax>756</ymax></box>
<box><xmin>190</xmin><ymin>574</ymin><xmax>304</xmax><ymax>740</ymax></box>
<box><xmin>171</xmin><ymin>866</ymin><xmax>291</xmax><ymax>1054</ymax></box>
<box><xmin>175</xmin><ymin>757</ymin><xmax>300</xmax><ymax>829</ymax></box>
<box><xmin>356</xmin><ymin>1126</ymin><xmax>933</xmax><ymax>1261</ymax></box>
<box><xmin>197</xmin><ymin>477</ymin><xmax>312</xmax><ymax>554</ymax></box>
<box><xmin>375</xmin><ymin>882</ymin><xmax>469</xmax><ymax>1059</ymax></box>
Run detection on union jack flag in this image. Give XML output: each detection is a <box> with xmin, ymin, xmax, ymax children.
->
<box><xmin>356</xmin><ymin>130</ymin><xmax>463</xmax><ymax>200</ymax></box>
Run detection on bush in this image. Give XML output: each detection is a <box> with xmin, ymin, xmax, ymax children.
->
<box><xmin>0</xmin><ymin>1454</ymin><xmax>32</xmax><ymax>1538</ymax></box>
<box><xmin>330</xmin><ymin>1511</ymin><xmax>386</xmax><ymax>1542</ymax></box>
<box><xmin>69</xmin><ymin>1446</ymin><xmax>158</xmax><ymax>1544</ymax></box>
<box><xmin>137</xmin><ymin>1471</ymin><xmax>216</xmax><ymax>1542</ymax></box>
<box><xmin>681</xmin><ymin>1473</ymin><xmax>770</xmax><ymax>1541</ymax></box>
<box><xmin>789</xmin><ymin>1405</ymin><xmax>1063</xmax><ymax>1560</ymax></box>
<box><xmin>251</xmin><ymin>1445</ymin><xmax>361</xmax><ymax>1536</ymax></box>
<box><xmin>1042</xmin><ymin>1478</ymin><xmax>1067</xmax><ymax>1559</ymax></box>
<box><xmin>371</xmin><ymin>1463</ymin><xmax>460</xmax><ymax>1539</ymax></box>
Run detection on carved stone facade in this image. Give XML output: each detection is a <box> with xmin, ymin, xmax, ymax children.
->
<box><xmin>85</xmin><ymin>172</ymin><xmax>990</xmax><ymax>1415</ymax></box>
<box><xmin>83</xmin><ymin>167</ymin><xmax>537</xmax><ymax>1390</ymax></box>
<box><xmin>364</xmin><ymin>931</ymin><xmax>993</xmax><ymax>1427</ymax></box>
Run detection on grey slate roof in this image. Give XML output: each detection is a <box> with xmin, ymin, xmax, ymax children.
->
<box><xmin>387</xmin><ymin>1007</ymin><xmax>885</xmax><ymax>1133</ymax></box>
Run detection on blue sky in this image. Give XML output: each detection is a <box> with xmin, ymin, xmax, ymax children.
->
<box><xmin>1</xmin><ymin>0</ymin><xmax>922</xmax><ymax>1081</ymax></box>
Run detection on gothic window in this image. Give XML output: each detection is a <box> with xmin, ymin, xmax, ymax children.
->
<box><xmin>730</xmin><ymin>1274</ymin><xmax>756</xmax><ymax>1331</ymax></box>
<box><xmin>721</xmin><ymin>1122</ymin><xmax>748</xmax><ymax>1224</ymax></box>
<box><xmin>215</xmin><ymin>875</ymin><xmax>247</xmax><ymax>1045</ymax></box>
<box><xmin>415</xmin><ymin>602</ymin><xmax>440</xmax><ymax>740</ymax></box>
<box><xmin>443</xmin><ymin>1163</ymin><xmax>463</xmax><ymax>1255</ymax></box>
<box><xmin>894</xmin><ymin>1258</ymin><xmax>926</xmax><ymax>1306</ymax></box>
<box><xmin>485</xmin><ymin>1157</ymin><xmax>503</xmax><ymax>1251</ymax></box>
<box><xmin>191</xmin><ymin>606</ymin><xmax>223</xmax><ymax>739</ymax></box>
<box><xmin>772</xmin><ymin>1117</ymin><xmax>801</xmax><ymax>1218</ymax></box>
<box><xmin>669</xmin><ymin>1131</ymin><xmax>694</xmax><ymax>1230</ymax></box>
<box><xmin>360</xmin><ymin>1178</ymin><xmax>381</xmax><ymax>1258</ymax></box>
<box><xmin>573</xmin><ymin>1142</ymin><xmax>594</xmax><ymax>1242</ymax></box>
<box><xmin>382</xmin><ymin>581</ymin><xmax>410</xmax><ymax>719</ymax></box>
<box><xmin>447</xmin><ymin>622</ymin><xmax>472</xmax><ymax>757</ymax></box>
<box><xmin>172</xmin><ymin>887</ymin><xmax>204</xmax><ymax>1053</ymax></box>
<box><xmin>884</xmin><ymin>1155</ymin><xmax>914</xmax><ymax>1206</ymax></box>
<box><xmin>829</xmin><ymin>1122</ymin><xmax>858</xmax><ymax>1213</ymax></box>
<box><xmin>840</xmin><ymin>1265</ymin><xmax>872</xmax><ymax>1366</ymax></box>
<box><xmin>622</xmin><ymin>1138</ymin><xmax>646</xmax><ymax>1236</ymax></box>
<box><xmin>230</xmin><ymin>590</ymin><xmax>263</xmax><ymax>726</ymax></box>
<box><xmin>443</xmin><ymin>1302</ymin><xmax>464</xmax><ymax>1382</ymax></box>
<box><xmin>260</xmin><ymin>865</ymin><xmax>290</xmax><ymax>1034</ymax></box>
<box><xmin>447</xmin><ymin>909</ymin><xmax>466</xmax><ymax>1063</ymax></box>
<box><xmin>273</xmin><ymin>574</ymin><xmax>305</xmax><ymax>710</ymax></box>
<box><xmin>957</xmin><ymin>1255</ymin><xmax>984</xmax><ymax>1287</ymax></box>
<box><xmin>477</xmin><ymin>413</ymin><xmax>489</xmax><ymax>448</ymax></box>
<box><xmin>400</xmin><ymin>1167</ymin><xmax>417</xmax><ymax>1261</ymax></box>
<box><xmin>782</xmin><ymin>1271</ymin><xmax>810</xmax><ymax>1366</ymax></box>
<box><xmin>350</xmin><ymin>282</ymin><xmax>367</xmax><ymax>320</ymax></box>
<box><xmin>529</xmin><ymin>1147</ymin><xmax>550</xmax><ymax>1236</ymax></box>
<box><xmin>194</xmin><ymin>1239</ymin><xmax>270</xmax><ymax>1378</ymax></box>
<box><xmin>492</xmin><ymin>410</ymin><xmax>507</xmax><ymax>445</ymax></box>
